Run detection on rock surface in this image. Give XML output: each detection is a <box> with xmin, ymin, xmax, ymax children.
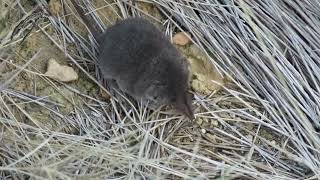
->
<box><xmin>179</xmin><ymin>44</ymin><xmax>225</xmax><ymax>95</ymax></box>
<box><xmin>172</xmin><ymin>32</ymin><xmax>191</xmax><ymax>46</ymax></box>
<box><xmin>45</xmin><ymin>58</ymin><xmax>78</xmax><ymax>82</ymax></box>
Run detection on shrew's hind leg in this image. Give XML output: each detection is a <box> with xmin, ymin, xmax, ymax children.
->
<box><xmin>100</xmin><ymin>78</ymin><xmax>121</xmax><ymax>100</ymax></box>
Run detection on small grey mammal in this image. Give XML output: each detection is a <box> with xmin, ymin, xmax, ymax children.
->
<box><xmin>70</xmin><ymin>0</ymin><xmax>194</xmax><ymax>119</ymax></box>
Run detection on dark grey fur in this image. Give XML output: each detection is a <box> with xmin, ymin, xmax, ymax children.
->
<box><xmin>70</xmin><ymin>1</ymin><xmax>194</xmax><ymax>119</ymax></box>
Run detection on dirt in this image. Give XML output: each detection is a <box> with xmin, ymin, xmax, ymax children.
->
<box><xmin>179</xmin><ymin>44</ymin><xmax>225</xmax><ymax>95</ymax></box>
<box><xmin>1</xmin><ymin>0</ymin><xmax>235</xmax><ymax>133</ymax></box>
<box><xmin>0</xmin><ymin>1</ymin><xmax>288</xmax><ymax>179</ymax></box>
<box><xmin>0</xmin><ymin>0</ymin><xmax>96</xmax><ymax>131</ymax></box>
<box><xmin>0</xmin><ymin>0</ymin><xmax>12</xmax><ymax>39</ymax></box>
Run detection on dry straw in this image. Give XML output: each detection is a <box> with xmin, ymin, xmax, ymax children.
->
<box><xmin>0</xmin><ymin>0</ymin><xmax>319</xmax><ymax>179</ymax></box>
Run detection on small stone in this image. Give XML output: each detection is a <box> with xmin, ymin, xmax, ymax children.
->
<box><xmin>172</xmin><ymin>32</ymin><xmax>191</xmax><ymax>46</ymax></box>
<box><xmin>206</xmin><ymin>133</ymin><xmax>216</xmax><ymax>143</ymax></box>
<box><xmin>201</xmin><ymin>129</ymin><xmax>206</xmax><ymax>134</ymax></box>
<box><xmin>211</xmin><ymin>120</ymin><xmax>219</xmax><ymax>127</ymax></box>
<box><xmin>196</xmin><ymin>117</ymin><xmax>203</xmax><ymax>125</ymax></box>
<box><xmin>45</xmin><ymin>58</ymin><xmax>78</xmax><ymax>82</ymax></box>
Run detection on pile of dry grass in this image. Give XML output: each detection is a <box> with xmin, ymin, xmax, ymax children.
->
<box><xmin>0</xmin><ymin>0</ymin><xmax>319</xmax><ymax>179</ymax></box>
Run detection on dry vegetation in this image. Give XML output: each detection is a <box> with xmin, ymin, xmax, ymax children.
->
<box><xmin>0</xmin><ymin>0</ymin><xmax>320</xmax><ymax>179</ymax></box>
